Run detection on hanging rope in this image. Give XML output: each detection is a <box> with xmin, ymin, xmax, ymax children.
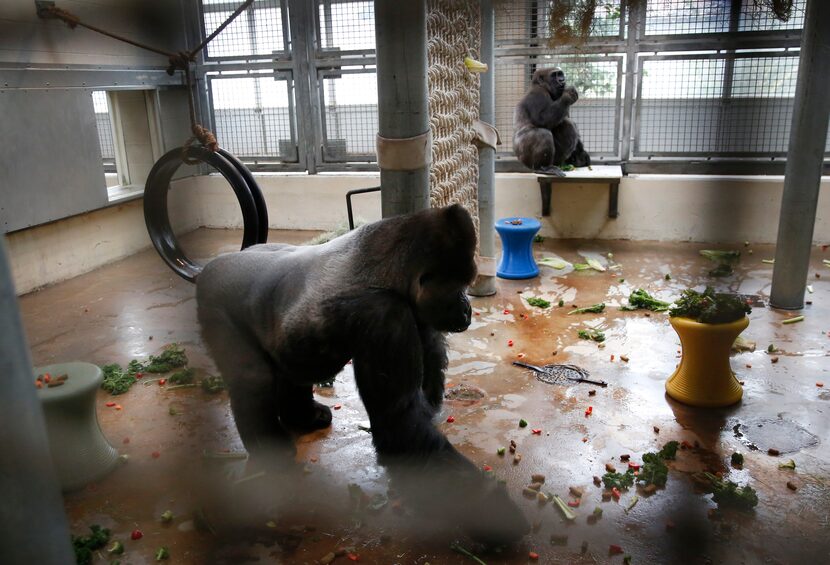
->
<box><xmin>40</xmin><ymin>0</ymin><xmax>254</xmax><ymax>157</ymax></box>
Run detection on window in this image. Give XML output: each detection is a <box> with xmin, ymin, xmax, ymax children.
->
<box><xmin>91</xmin><ymin>91</ymin><xmax>119</xmax><ymax>184</ymax></box>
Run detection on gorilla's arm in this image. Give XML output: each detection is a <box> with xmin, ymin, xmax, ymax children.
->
<box><xmin>419</xmin><ymin>327</ymin><xmax>448</xmax><ymax>413</ymax></box>
<box><xmin>523</xmin><ymin>86</ymin><xmax>577</xmax><ymax>130</ymax></box>
<box><xmin>340</xmin><ymin>289</ymin><xmax>473</xmax><ymax>471</ymax></box>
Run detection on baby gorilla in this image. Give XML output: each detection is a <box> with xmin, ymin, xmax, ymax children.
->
<box><xmin>513</xmin><ymin>66</ymin><xmax>591</xmax><ymax>176</ymax></box>
<box><xmin>196</xmin><ymin>204</ymin><xmax>529</xmax><ymax>543</ymax></box>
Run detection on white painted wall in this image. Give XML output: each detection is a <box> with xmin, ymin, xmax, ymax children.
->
<box><xmin>6</xmin><ymin>172</ymin><xmax>829</xmax><ymax>295</ymax></box>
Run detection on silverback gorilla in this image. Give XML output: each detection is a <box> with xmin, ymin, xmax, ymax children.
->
<box><xmin>513</xmin><ymin>67</ymin><xmax>591</xmax><ymax>175</ymax></box>
<box><xmin>196</xmin><ymin>204</ymin><xmax>529</xmax><ymax>543</ymax></box>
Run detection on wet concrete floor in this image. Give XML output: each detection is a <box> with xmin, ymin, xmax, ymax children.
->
<box><xmin>18</xmin><ymin>229</ymin><xmax>830</xmax><ymax>564</ymax></box>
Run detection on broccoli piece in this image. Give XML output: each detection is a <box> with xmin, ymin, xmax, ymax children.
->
<box><xmin>658</xmin><ymin>441</ymin><xmax>680</xmax><ymax>460</ymax></box>
<box><xmin>534</xmin><ymin>234</ymin><xmax>545</xmax><ymax>243</ymax></box>
<box><xmin>578</xmin><ymin>328</ymin><xmax>606</xmax><ymax>342</ymax></box>
<box><xmin>704</xmin><ymin>473</ymin><xmax>759</xmax><ymax>510</ymax></box>
<box><xmin>144</xmin><ymin>344</ymin><xmax>188</xmax><ymax>373</ymax></box>
<box><xmin>101</xmin><ymin>364</ymin><xmax>136</xmax><ymax>396</ymax></box>
<box><xmin>72</xmin><ymin>525</ymin><xmax>111</xmax><ymax>565</ymax></box>
<box><xmin>201</xmin><ymin>375</ymin><xmax>226</xmax><ymax>394</ymax></box>
<box><xmin>638</xmin><ymin>453</ymin><xmax>668</xmax><ymax>487</ymax></box>
<box><xmin>558</xmin><ymin>299</ymin><xmax>565</xmax><ymax>307</ymax></box>
<box><xmin>168</xmin><ymin>367</ymin><xmax>196</xmax><ymax>385</ymax></box>
<box><xmin>561</xmin><ymin>164</ymin><xmax>576</xmax><ymax>172</ymax></box>
<box><xmin>569</xmin><ymin>303</ymin><xmax>606</xmax><ymax>315</ymax></box>
<box><xmin>669</xmin><ymin>287</ymin><xmax>750</xmax><ymax>324</ymax></box>
<box><xmin>155</xmin><ymin>547</ymin><xmax>170</xmax><ymax>561</ymax></box>
<box><xmin>526</xmin><ymin>297</ymin><xmax>551</xmax><ymax>308</ymax></box>
<box><xmin>731</xmin><ymin>452</ymin><xmax>744</xmax><ymax>467</ymax></box>
<box><xmin>107</xmin><ymin>541</ymin><xmax>124</xmax><ymax>555</ymax></box>
<box><xmin>620</xmin><ymin>289</ymin><xmax>672</xmax><ymax>312</ymax></box>
<box><xmin>602</xmin><ymin>469</ymin><xmax>635</xmax><ymax>490</ymax></box>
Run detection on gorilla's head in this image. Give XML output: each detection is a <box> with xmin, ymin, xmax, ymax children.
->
<box><xmin>410</xmin><ymin>205</ymin><xmax>477</xmax><ymax>333</ymax></box>
<box><xmin>532</xmin><ymin>67</ymin><xmax>566</xmax><ymax>100</ymax></box>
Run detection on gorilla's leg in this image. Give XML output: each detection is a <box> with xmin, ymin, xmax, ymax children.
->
<box><xmin>199</xmin><ymin>311</ymin><xmax>294</xmax><ymax>459</ymax></box>
<box><xmin>515</xmin><ymin>127</ymin><xmax>563</xmax><ymax>175</ymax></box>
<box><xmin>420</xmin><ymin>328</ymin><xmax>448</xmax><ymax>414</ymax></box>
<box><xmin>277</xmin><ymin>381</ymin><xmax>333</xmax><ymax>433</ymax></box>
<box><xmin>552</xmin><ymin>118</ymin><xmax>580</xmax><ymax>165</ymax></box>
<box><xmin>568</xmin><ymin>139</ymin><xmax>592</xmax><ymax>167</ymax></box>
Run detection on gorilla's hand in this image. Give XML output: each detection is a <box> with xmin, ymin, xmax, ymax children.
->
<box><xmin>563</xmin><ymin>85</ymin><xmax>579</xmax><ymax>104</ymax></box>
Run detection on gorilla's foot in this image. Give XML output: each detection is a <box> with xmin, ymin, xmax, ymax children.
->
<box><xmin>281</xmin><ymin>400</ymin><xmax>333</xmax><ymax>433</ymax></box>
<box><xmin>537</xmin><ymin>165</ymin><xmax>566</xmax><ymax>177</ymax></box>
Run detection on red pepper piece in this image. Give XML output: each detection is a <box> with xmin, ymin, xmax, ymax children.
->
<box><xmin>529</xmin><ymin>551</ymin><xmax>540</xmax><ymax>561</ymax></box>
<box><xmin>130</xmin><ymin>529</ymin><xmax>143</xmax><ymax>540</ymax></box>
<box><xmin>446</xmin><ymin>416</ymin><xmax>455</xmax><ymax>423</ymax></box>
<box><xmin>347</xmin><ymin>553</ymin><xmax>359</xmax><ymax>561</ymax></box>
<box><xmin>483</xmin><ymin>465</ymin><xmax>492</xmax><ymax>472</ymax></box>
<box><xmin>628</xmin><ymin>462</ymin><xmax>640</xmax><ymax>471</ymax></box>
<box><xmin>151</xmin><ymin>451</ymin><xmax>160</xmax><ymax>459</ymax></box>
<box><xmin>531</xmin><ymin>428</ymin><xmax>542</xmax><ymax>435</ymax></box>
<box><xmin>681</xmin><ymin>440</ymin><xmax>693</xmax><ymax>449</ymax></box>
<box><xmin>105</xmin><ymin>402</ymin><xmax>117</xmax><ymax>407</ymax></box>
<box><xmin>507</xmin><ymin>339</ymin><xmax>514</xmax><ymax>347</ymax></box>
<box><xmin>334</xmin><ymin>404</ymin><xmax>342</xmax><ymax>410</ymax></box>
<box><xmin>609</xmin><ymin>544</ymin><xmax>624</xmax><ymax>555</ymax></box>
<box><xmin>611</xmin><ymin>487</ymin><xmax>621</xmax><ymax>500</ymax></box>
<box><xmin>158</xmin><ymin>379</ymin><xmax>166</xmax><ymax>386</ymax></box>
<box><xmin>567</xmin><ymin>500</ymin><xmax>580</xmax><ymax>508</ymax></box>
<box><xmin>503</xmin><ymin>309</ymin><xmax>510</xmax><ymax>315</ymax></box>
<box><xmin>585</xmin><ymin>406</ymin><xmax>593</xmax><ymax>417</ymax></box>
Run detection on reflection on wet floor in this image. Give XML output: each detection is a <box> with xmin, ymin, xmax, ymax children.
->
<box><xmin>18</xmin><ymin>229</ymin><xmax>830</xmax><ymax>564</ymax></box>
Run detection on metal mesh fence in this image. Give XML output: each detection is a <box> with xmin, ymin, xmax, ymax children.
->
<box><xmin>645</xmin><ymin>0</ymin><xmax>806</xmax><ymax>36</ymax></box>
<box><xmin>738</xmin><ymin>0</ymin><xmax>805</xmax><ymax>31</ymax></box>
<box><xmin>494</xmin><ymin>0</ymin><xmax>623</xmax><ymax>47</ymax></box>
<box><xmin>91</xmin><ymin>91</ymin><xmax>115</xmax><ymax>164</ymax></box>
<box><xmin>494</xmin><ymin>57</ymin><xmax>621</xmax><ymax>159</ymax></box>
<box><xmin>320</xmin><ymin>70</ymin><xmax>378</xmax><ymax>160</ymax></box>
<box><xmin>634</xmin><ymin>54</ymin><xmax>820</xmax><ymax>156</ymax></box>
<box><xmin>202</xmin><ymin>0</ymin><xmax>285</xmax><ymax>59</ymax></box>
<box><xmin>317</xmin><ymin>1</ymin><xmax>376</xmax><ymax>52</ymax></box>
<box><xmin>208</xmin><ymin>73</ymin><xmax>297</xmax><ymax>160</ymax></box>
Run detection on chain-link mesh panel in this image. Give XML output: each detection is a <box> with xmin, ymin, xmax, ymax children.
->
<box><xmin>634</xmin><ymin>54</ymin><xmax>824</xmax><ymax>156</ymax></box>
<box><xmin>208</xmin><ymin>74</ymin><xmax>297</xmax><ymax>160</ymax></box>
<box><xmin>317</xmin><ymin>1</ymin><xmax>375</xmax><ymax>51</ymax></box>
<box><xmin>738</xmin><ymin>0</ymin><xmax>806</xmax><ymax>31</ymax></box>
<box><xmin>91</xmin><ymin>91</ymin><xmax>115</xmax><ymax>163</ymax></box>
<box><xmin>202</xmin><ymin>0</ymin><xmax>285</xmax><ymax>59</ymax></box>
<box><xmin>494</xmin><ymin>0</ymin><xmax>623</xmax><ymax>47</ymax></box>
<box><xmin>494</xmin><ymin>57</ymin><xmax>621</xmax><ymax>159</ymax></box>
<box><xmin>321</xmin><ymin>70</ymin><xmax>378</xmax><ymax>160</ymax></box>
<box><xmin>646</xmin><ymin>0</ymin><xmax>806</xmax><ymax>36</ymax></box>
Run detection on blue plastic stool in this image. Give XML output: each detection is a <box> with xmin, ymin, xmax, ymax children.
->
<box><xmin>495</xmin><ymin>217</ymin><xmax>541</xmax><ymax>279</ymax></box>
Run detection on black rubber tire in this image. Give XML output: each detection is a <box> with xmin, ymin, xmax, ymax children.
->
<box><xmin>144</xmin><ymin>146</ymin><xmax>261</xmax><ymax>283</ymax></box>
<box><xmin>218</xmin><ymin>148</ymin><xmax>269</xmax><ymax>243</ymax></box>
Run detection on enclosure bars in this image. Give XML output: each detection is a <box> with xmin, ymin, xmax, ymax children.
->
<box><xmin>374</xmin><ymin>0</ymin><xmax>431</xmax><ymax>217</ymax></box>
<box><xmin>469</xmin><ymin>0</ymin><xmax>496</xmax><ymax>297</ymax></box>
<box><xmin>770</xmin><ymin>0</ymin><xmax>830</xmax><ymax>310</ymax></box>
<box><xmin>0</xmin><ymin>242</ymin><xmax>75</xmax><ymax>564</ymax></box>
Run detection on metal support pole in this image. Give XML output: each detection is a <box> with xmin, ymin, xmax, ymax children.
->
<box><xmin>469</xmin><ymin>0</ymin><xmax>496</xmax><ymax>297</ymax></box>
<box><xmin>288</xmin><ymin>0</ymin><xmax>319</xmax><ymax>173</ymax></box>
<box><xmin>619</xmin><ymin>1</ymin><xmax>644</xmax><ymax>163</ymax></box>
<box><xmin>374</xmin><ymin>0</ymin><xmax>430</xmax><ymax>217</ymax></box>
<box><xmin>0</xmin><ymin>241</ymin><xmax>74</xmax><ymax>564</ymax></box>
<box><xmin>770</xmin><ymin>0</ymin><xmax>830</xmax><ymax>309</ymax></box>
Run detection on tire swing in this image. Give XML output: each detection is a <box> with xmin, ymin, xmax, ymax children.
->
<box><xmin>38</xmin><ymin>0</ymin><xmax>266</xmax><ymax>283</ymax></box>
<box><xmin>143</xmin><ymin>146</ymin><xmax>268</xmax><ymax>283</ymax></box>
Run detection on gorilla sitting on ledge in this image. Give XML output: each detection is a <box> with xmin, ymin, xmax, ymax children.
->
<box><xmin>196</xmin><ymin>204</ymin><xmax>529</xmax><ymax>543</ymax></box>
<box><xmin>513</xmin><ymin>66</ymin><xmax>591</xmax><ymax>176</ymax></box>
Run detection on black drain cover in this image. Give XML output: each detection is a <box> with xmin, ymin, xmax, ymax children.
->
<box><xmin>732</xmin><ymin>418</ymin><xmax>819</xmax><ymax>453</ymax></box>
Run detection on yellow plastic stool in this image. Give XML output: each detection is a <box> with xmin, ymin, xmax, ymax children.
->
<box><xmin>666</xmin><ymin>316</ymin><xmax>748</xmax><ymax>407</ymax></box>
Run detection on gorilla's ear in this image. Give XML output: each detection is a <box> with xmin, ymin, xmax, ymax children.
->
<box><xmin>531</xmin><ymin>69</ymin><xmax>546</xmax><ymax>86</ymax></box>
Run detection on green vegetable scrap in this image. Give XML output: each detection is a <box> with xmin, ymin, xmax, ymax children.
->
<box><xmin>107</xmin><ymin>541</ymin><xmax>124</xmax><ymax>555</ymax></box>
<box><xmin>700</xmin><ymin>249</ymin><xmax>740</xmax><ymax>277</ymax></box>
<box><xmin>519</xmin><ymin>418</ymin><xmax>528</xmax><ymax>428</ymax></box>
<box><xmin>526</xmin><ymin>297</ymin><xmax>551</xmax><ymax>308</ymax></box>
<box><xmin>145</xmin><ymin>344</ymin><xmax>188</xmax><ymax>373</ymax></box>
<box><xmin>665</xmin><ymin>273</ymin><xmax>672</xmax><ymax>281</ymax></box>
<box><xmin>538</xmin><ymin>257</ymin><xmax>570</xmax><ymax>270</ymax></box>
<box><xmin>561</xmin><ymin>164</ymin><xmax>576</xmax><ymax>172</ymax></box>
<box><xmin>704</xmin><ymin>473</ymin><xmax>759</xmax><ymax>510</ymax></box>
<box><xmin>602</xmin><ymin>470</ymin><xmax>635</xmax><ymax>490</ymax></box>
<box><xmin>624</xmin><ymin>495</ymin><xmax>639</xmax><ymax>513</ymax></box>
<box><xmin>779</xmin><ymin>459</ymin><xmax>796</xmax><ymax>470</ymax></box>
<box><xmin>552</xmin><ymin>494</ymin><xmax>577</xmax><ymax>521</ymax></box>
<box><xmin>72</xmin><ymin>525</ymin><xmax>111</xmax><ymax>565</ymax></box>
<box><xmin>638</xmin><ymin>453</ymin><xmax>668</xmax><ymax>487</ymax></box>
<box><xmin>101</xmin><ymin>364</ymin><xmax>136</xmax><ymax>395</ymax></box>
<box><xmin>578</xmin><ymin>328</ymin><xmax>606</xmax><ymax>342</ymax></box>
<box><xmin>450</xmin><ymin>542</ymin><xmax>488</xmax><ymax>565</ymax></box>
<box><xmin>558</xmin><ymin>299</ymin><xmax>565</xmax><ymax>307</ymax></box>
<box><xmin>201</xmin><ymin>375</ymin><xmax>226</xmax><ymax>393</ymax></box>
<box><xmin>669</xmin><ymin>287</ymin><xmax>750</xmax><ymax>324</ymax></box>
<box><xmin>534</xmin><ymin>234</ymin><xmax>545</xmax><ymax>243</ymax></box>
<box><xmin>586</xmin><ymin>258</ymin><xmax>606</xmax><ymax>272</ymax></box>
<box><xmin>569</xmin><ymin>303</ymin><xmax>606</xmax><ymax>315</ymax></box>
<box><xmin>782</xmin><ymin>315</ymin><xmax>804</xmax><ymax>325</ymax></box>
<box><xmin>160</xmin><ymin>510</ymin><xmax>174</xmax><ymax>523</ymax></box>
<box><xmin>497</xmin><ymin>447</ymin><xmax>506</xmax><ymax>456</ymax></box>
<box><xmin>168</xmin><ymin>367</ymin><xmax>196</xmax><ymax>385</ymax></box>
<box><xmin>573</xmin><ymin>263</ymin><xmax>592</xmax><ymax>271</ymax></box>
<box><xmin>621</xmin><ymin>289</ymin><xmax>671</xmax><ymax>312</ymax></box>
<box><xmin>155</xmin><ymin>547</ymin><xmax>170</xmax><ymax>561</ymax></box>
<box><xmin>731</xmin><ymin>452</ymin><xmax>744</xmax><ymax>467</ymax></box>
<box><xmin>767</xmin><ymin>344</ymin><xmax>777</xmax><ymax>353</ymax></box>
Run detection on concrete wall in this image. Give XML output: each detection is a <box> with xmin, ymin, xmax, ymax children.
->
<box><xmin>6</xmin><ymin>172</ymin><xmax>829</xmax><ymax>295</ymax></box>
<box><xmin>5</xmin><ymin>177</ymin><xmax>200</xmax><ymax>295</ymax></box>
